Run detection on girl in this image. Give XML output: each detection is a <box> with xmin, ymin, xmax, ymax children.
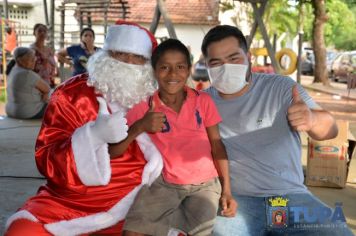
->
<box><xmin>57</xmin><ymin>28</ymin><xmax>100</xmax><ymax>76</ymax></box>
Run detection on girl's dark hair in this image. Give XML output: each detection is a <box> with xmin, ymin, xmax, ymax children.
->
<box><xmin>33</xmin><ymin>23</ymin><xmax>47</xmax><ymax>35</ymax></box>
<box><xmin>6</xmin><ymin>59</ymin><xmax>16</xmax><ymax>75</ymax></box>
<box><xmin>201</xmin><ymin>25</ymin><xmax>248</xmax><ymax>56</ymax></box>
<box><xmin>80</xmin><ymin>27</ymin><xmax>95</xmax><ymax>39</ymax></box>
<box><xmin>151</xmin><ymin>38</ymin><xmax>192</xmax><ymax>69</ymax></box>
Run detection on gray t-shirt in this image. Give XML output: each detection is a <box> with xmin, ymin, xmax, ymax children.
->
<box><xmin>206</xmin><ymin>73</ymin><xmax>319</xmax><ymax>196</ymax></box>
<box><xmin>6</xmin><ymin>65</ymin><xmax>45</xmax><ymax>119</ymax></box>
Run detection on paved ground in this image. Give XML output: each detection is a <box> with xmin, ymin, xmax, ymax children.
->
<box><xmin>1</xmin><ymin>76</ymin><xmax>356</xmax><ymax>235</ymax></box>
<box><xmin>0</xmin><ymin>117</ymin><xmax>44</xmax><ymax>234</ymax></box>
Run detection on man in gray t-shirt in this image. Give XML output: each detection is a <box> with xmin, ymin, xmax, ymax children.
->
<box><xmin>201</xmin><ymin>25</ymin><xmax>353</xmax><ymax>236</ymax></box>
<box><xmin>207</xmin><ymin>73</ymin><xmax>317</xmax><ymax>197</ymax></box>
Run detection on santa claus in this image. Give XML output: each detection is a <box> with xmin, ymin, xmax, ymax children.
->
<box><xmin>5</xmin><ymin>21</ymin><xmax>163</xmax><ymax>235</ymax></box>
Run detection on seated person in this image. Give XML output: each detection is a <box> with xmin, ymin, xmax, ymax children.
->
<box><xmin>4</xmin><ymin>21</ymin><xmax>161</xmax><ymax>236</ymax></box>
<box><xmin>6</xmin><ymin>47</ymin><xmax>50</xmax><ymax>119</ymax></box>
<box><xmin>112</xmin><ymin>39</ymin><xmax>237</xmax><ymax>236</ymax></box>
<box><xmin>201</xmin><ymin>25</ymin><xmax>353</xmax><ymax>236</ymax></box>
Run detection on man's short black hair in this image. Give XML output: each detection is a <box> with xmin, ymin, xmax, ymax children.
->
<box><xmin>151</xmin><ymin>38</ymin><xmax>192</xmax><ymax>69</ymax></box>
<box><xmin>201</xmin><ymin>25</ymin><xmax>248</xmax><ymax>56</ymax></box>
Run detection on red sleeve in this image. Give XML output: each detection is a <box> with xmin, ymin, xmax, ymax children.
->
<box><xmin>200</xmin><ymin>92</ymin><xmax>222</xmax><ymax>127</ymax></box>
<box><xmin>35</xmin><ymin>77</ymin><xmax>98</xmax><ymax>192</ymax></box>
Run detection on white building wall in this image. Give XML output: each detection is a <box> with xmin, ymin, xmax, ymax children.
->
<box><xmin>2</xmin><ymin>0</ymin><xmax>82</xmax><ymax>50</ymax></box>
<box><xmin>139</xmin><ymin>23</ymin><xmax>214</xmax><ymax>63</ymax></box>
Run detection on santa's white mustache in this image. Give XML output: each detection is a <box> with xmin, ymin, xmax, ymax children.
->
<box><xmin>87</xmin><ymin>50</ymin><xmax>156</xmax><ymax>109</ymax></box>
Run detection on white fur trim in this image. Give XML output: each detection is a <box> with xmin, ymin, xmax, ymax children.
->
<box><xmin>44</xmin><ymin>186</ymin><xmax>141</xmax><ymax>236</ymax></box>
<box><xmin>5</xmin><ymin>210</ymin><xmax>38</xmax><ymax>232</ymax></box>
<box><xmin>72</xmin><ymin>123</ymin><xmax>111</xmax><ymax>186</ymax></box>
<box><xmin>136</xmin><ymin>133</ymin><xmax>163</xmax><ymax>186</ymax></box>
<box><xmin>103</xmin><ymin>24</ymin><xmax>152</xmax><ymax>59</ymax></box>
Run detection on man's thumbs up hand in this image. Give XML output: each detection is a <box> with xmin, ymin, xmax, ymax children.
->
<box><xmin>287</xmin><ymin>85</ymin><xmax>315</xmax><ymax>132</ymax></box>
<box><xmin>90</xmin><ymin>97</ymin><xmax>128</xmax><ymax>144</ymax></box>
<box><xmin>292</xmin><ymin>84</ymin><xmax>302</xmax><ymax>104</ymax></box>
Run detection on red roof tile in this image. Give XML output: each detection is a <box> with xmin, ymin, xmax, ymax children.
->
<box><xmin>79</xmin><ymin>0</ymin><xmax>219</xmax><ymax>25</ymax></box>
<box><xmin>127</xmin><ymin>0</ymin><xmax>219</xmax><ymax>25</ymax></box>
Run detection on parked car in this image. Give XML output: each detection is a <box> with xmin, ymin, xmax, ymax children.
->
<box><xmin>326</xmin><ymin>51</ymin><xmax>340</xmax><ymax>76</ymax></box>
<box><xmin>301</xmin><ymin>50</ymin><xmax>314</xmax><ymax>75</ymax></box>
<box><xmin>192</xmin><ymin>58</ymin><xmax>209</xmax><ymax>81</ymax></box>
<box><xmin>302</xmin><ymin>50</ymin><xmax>339</xmax><ymax>76</ymax></box>
<box><xmin>330</xmin><ymin>51</ymin><xmax>356</xmax><ymax>83</ymax></box>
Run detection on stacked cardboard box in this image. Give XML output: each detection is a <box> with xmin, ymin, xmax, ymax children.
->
<box><xmin>306</xmin><ymin>120</ymin><xmax>355</xmax><ymax>188</ymax></box>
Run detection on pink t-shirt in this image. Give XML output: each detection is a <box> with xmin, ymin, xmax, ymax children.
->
<box><xmin>126</xmin><ymin>87</ymin><xmax>221</xmax><ymax>185</ymax></box>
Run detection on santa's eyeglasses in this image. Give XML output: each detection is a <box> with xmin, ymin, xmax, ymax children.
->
<box><xmin>108</xmin><ymin>51</ymin><xmax>147</xmax><ymax>65</ymax></box>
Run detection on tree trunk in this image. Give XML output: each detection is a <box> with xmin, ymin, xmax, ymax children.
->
<box><xmin>157</xmin><ymin>0</ymin><xmax>177</xmax><ymax>39</ymax></box>
<box><xmin>311</xmin><ymin>0</ymin><xmax>329</xmax><ymax>85</ymax></box>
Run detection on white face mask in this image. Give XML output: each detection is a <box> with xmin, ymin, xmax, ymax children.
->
<box><xmin>208</xmin><ymin>63</ymin><xmax>249</xmax><ymax>94</ymax></box>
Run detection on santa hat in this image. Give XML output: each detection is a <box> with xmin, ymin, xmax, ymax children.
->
<box><xmin>103</xmin><ymin>20</ymin><xmax>157</xmax><ymax>59</ymax></box>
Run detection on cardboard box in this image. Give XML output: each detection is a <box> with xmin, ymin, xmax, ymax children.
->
<box><xmin>306</xmin><ymin>120</ymin><xmax>355</xmax><ymax>188</ymax></box>
<box><xmin>346</xmin><ymin>134</ymin><xmax>356</xmax><ymax>184</ymax></box>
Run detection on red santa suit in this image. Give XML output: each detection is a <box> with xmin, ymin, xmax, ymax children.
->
<box><xmin>5</xmin><ymin>21</ymin><xmax>162</xmax><ymax>236</ymax></box>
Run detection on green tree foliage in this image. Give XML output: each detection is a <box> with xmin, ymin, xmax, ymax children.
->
<box><xmin>219</xmin><ymin>0</ymin><xmax>298</xmax><ymax>42</ymax></box>
<box><xmin>343</xmin><ymin>0</ymin><xmax>356</xmax><ymax>8</ymax></box>
<box><xmin>220</xmin><ymin>0</ymin><xmax>356</xmax><ymax>51</ymax></box>
<box><xmin>303</xmin><ymin>0</ymin><xmax>356</xmax><ymax>50</ymax></box>
<box><xmin>264</xmin><ymin>0</ymin><xmax>298</xmax><ymax>40</ymax></box>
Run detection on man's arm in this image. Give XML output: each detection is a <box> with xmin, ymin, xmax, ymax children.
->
<box><xmin>288</xmin><ymin>85</ymin><xmax>338</xmax><ymax>141</ymax></box>
<box><xmin>307</xmin><ymin>109</ymin><xmax>338</xmax><ymax>140</ymax></box>
<box><xmin>206</xmin><ymin>124</ymin><xmax>237</xmax><ymax>217</ymax></box>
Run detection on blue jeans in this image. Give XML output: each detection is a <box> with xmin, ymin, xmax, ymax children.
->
<box><xmin>213</xmin><ymin>193</ymin><xmax>354</xmax><ymax>236</ymax></box>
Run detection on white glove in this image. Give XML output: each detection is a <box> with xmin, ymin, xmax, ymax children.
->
<box><xmin>90</xmin><ymin>97</ymin><xmax>128</xmax><ymax>147</ymax></box>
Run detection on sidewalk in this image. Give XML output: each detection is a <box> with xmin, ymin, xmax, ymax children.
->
<box><xmin>301</xmin><ymin>75</ymin><xmax>356</xmax><ymax>100</ymax></box>
<box><xmin>1</xmin><ymin>78</ymin><xmax>356</xmax><ymax>234</ymax></box>
<box><xmin>0</xmin><ymin>117</ymin><xmax>44</xmax><ymax>234</ymax></box>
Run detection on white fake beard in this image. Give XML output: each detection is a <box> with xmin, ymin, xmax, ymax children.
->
<box><xmin>87</xmin><ymin>50</ymin><xmax>156</xmax><ymax>109</ymax></box>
